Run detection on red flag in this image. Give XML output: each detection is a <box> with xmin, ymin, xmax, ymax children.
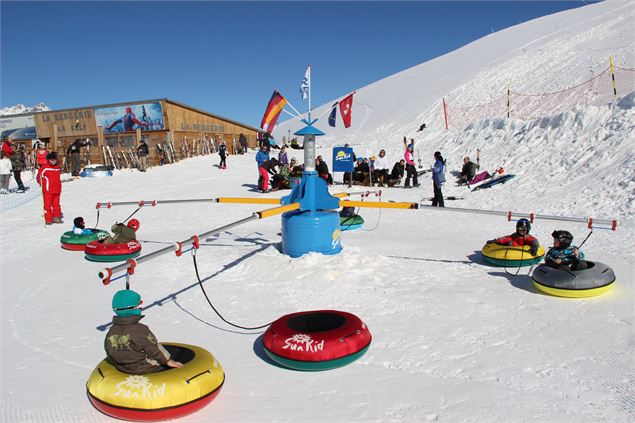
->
<box><xmin>260</xmin><ymin>90</ymin><xmax>287</xmax><ymax>133</ymax></box>
<box><xmin>339</xmin><ymin>93</ymin><xmax>353</xmax><ymax>128</ymax></box>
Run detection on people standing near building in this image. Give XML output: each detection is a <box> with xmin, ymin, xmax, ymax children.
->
<box><xmin>10</xmin><ymin>145</ymin><xmax>26</xmax><ymax>193</ymax></box>
<box><xmin>35</xmin><ymin>142</ymin><xmax>49</xmax><ymax>169</ymax></box>
<box><xmin>431</xmin><ymin>151</ymin><xmax>446</xmax><ymax>207</ymax></box>
<box><xmin>218</xmin><ymin>140</ymin><xmax>227</xmax><ymax>169</ymax></box>
<box><xmin>66</xmin><ymin>139</ymin><xmax>84</xmax><ymax>176</ymax></box>
<box><xmin>36</xmin><ymin>152</ymin><xmax>63</xmax><ymax>224</ymax></box>
<box><xmin>136</xmin><ymin>139</ymin><xmax>149</xmax><ymax>172</ymax></box>
<box><xmin>259</xmin><ymin>157</ymin><xmax>278</xmax><ymax>192</ymax></box>
<box><xmin>239</xmin><ymin>133</ymin><xmax>248</xmax><ymax>154</ymax></box>
<box><xmin>0</xmin><ymin>151</ymin><xmax>12</xmax><ymax>194</ymax></box>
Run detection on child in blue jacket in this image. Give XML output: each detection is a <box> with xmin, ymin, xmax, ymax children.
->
<box><xmin>545</xmin><ymin>230</ymin><xmax>588</xmax><ymax>271</ymax></box>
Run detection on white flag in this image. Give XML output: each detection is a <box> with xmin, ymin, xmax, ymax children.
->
<box><xmin>300</xmin><ymin>65</ymin><xmax>310</xmax><ymax>100</ymax></box>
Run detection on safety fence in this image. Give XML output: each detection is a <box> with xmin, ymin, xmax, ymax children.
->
<box><xmin>443</xmin><ymin>60</ymin><xmax>635</xmax><ymax>129</ymax></box>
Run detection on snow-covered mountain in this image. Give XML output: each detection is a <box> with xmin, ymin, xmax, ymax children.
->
<box><xmin>1</xmin><ymin>2</ymin><xmax>634</xmax><ymax>423</ymax></box>
<box><xmin>0</xmin><ymin>102</ymin><xmax>50</xmax><ymax>116</ymax></box>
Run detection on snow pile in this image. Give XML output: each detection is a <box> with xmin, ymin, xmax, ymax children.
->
<box><xmin>1</xmin><ymin>1</ymin><xmax>633</xmax><ymax>423</ymax></box>
<box><xmin>0</xmin><ymin>102</ymin><xmax>50</xmax><ymax>116</ymax></box>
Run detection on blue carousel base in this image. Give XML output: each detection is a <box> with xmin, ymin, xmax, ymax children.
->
<box><xmin>282</xmin><ymin>210</ymin><xmax>342</xmax><ymax>258</ymax></box>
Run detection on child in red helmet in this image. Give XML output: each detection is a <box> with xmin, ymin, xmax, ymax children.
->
<box><xmin>103</xmin><ymin>219</ymin><xmax>139</xmax><ymax>244</ymax></box>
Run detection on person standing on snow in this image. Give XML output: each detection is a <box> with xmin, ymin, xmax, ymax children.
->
<box><xmin>35</xmin><ymin>142</ymin><xmax>49</xmax><ymax>169</ymax></box>
<box><xmin>10</xmin><ymin>145</ymin><xmax>27</xmax><ymax>192</ymax></box>
<box><xmin>278</xmin><ymin>145</ymin><xmax>289</xmax><ymax>167</ymax></box>
<box><xmin>136</xmin><ymin>139</ymin><xmax>149</xmax><ymax>172</ymax></box>
<box><xmin>259</xmin><ymin>157</ymin><xmax>278</xmax><ymax>192</ymax></box>
<box><xmin>66</xmin><ymin>139</ymin><xmax>85</xmax><ymax>176</ymax></box>
<box><xmin>430</xmin><ymin>151</ymin><xmax>446</xmax><ymax>207</ymax></box>
<box><xmin>36</xmin><ymin>152</ymin><xmax>63</xmax><ymax>224</ymax></box>
<box><xmin>0</xmin><ymin>151</ymin><xmax>12</xmax><ymax>194</ymax></box>
<box><xmin>404</xmin><ymin>144</ymin><xmax>418</xmax><ymax>188</ymax></box>
<box><xmin>218</xmin><ymin>140</ymin><xmax>227</xmax><ymax>169</ymax></box>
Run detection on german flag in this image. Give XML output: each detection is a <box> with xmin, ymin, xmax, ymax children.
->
<box><xmin>260</xmin><ymin>90</ymin><xmax>287</xmax><ymax>133</ymax></box>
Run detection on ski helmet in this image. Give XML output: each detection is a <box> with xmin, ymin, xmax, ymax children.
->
<box><xmin>552</xmin><ymin>230</ymin><xmax>573</xmax><ymax>248</ymax></box>
<box><xmin>73</xmin><ymin>217</ymin><xmax>85</xmax><ymax>228</ymax></box>
<box><xmin>516</xmin><ymin>218</ymin><xmax>531</xmax><ymax>234</ymax></box>
<box><xmin>46</xmin><ymin>152</ymin><xmax>58</xmax><ymax>161</ymax></box>
<box><xmin>125</xmin><ymin>107</ymin><xmax>132</xmax><ymax>114</ymax></box>
<box><xmin>112</xmin><ymin>289</ymin><xmax>142</xmax><ymax>317</ymax></box>
<box><xmin>127</xmin><ymin>219</ymin><xmax>140</xmax><ymax>231</ymax></box>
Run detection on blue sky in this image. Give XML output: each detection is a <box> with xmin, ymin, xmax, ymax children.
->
<box><xmin>1</xmin><ymin>1</ymin><xmax>593</xmax><ymax>127</ymax></box>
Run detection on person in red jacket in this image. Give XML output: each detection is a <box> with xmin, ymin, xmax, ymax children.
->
<box><xmin>37</xmin><ymin>152</ymin><xmax>63</xmax><ymax>225</ymax></box>
<box><xmin>35</xmin><ymin>142</ymin><xmax>49</xmax><ymax>169</ymax></box>
<box><xmin>487</xmin><ymin>218</ymin><xmax>540</xmax><ymax>255</ymax></box>
<box><xmin>1</xmin><ymin>139</ymin><xmax>13</xmax><ymax>157</ymax></box>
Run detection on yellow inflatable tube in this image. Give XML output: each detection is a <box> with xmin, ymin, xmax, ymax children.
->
<box><xmin>86</xmin><ymin>343</ymin><xmax>224</xmax><ymax>421</ymax></box>
<box><xmin>481</xmin><ymin>243</ymin><xmax>545</xmax><ymax>267</ymax></box>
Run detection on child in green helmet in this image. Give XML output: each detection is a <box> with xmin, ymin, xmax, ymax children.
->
<box><xmin>105</xmin><ymin>289</ymin><xmax>183</xmax><ymax>374</ymax></box>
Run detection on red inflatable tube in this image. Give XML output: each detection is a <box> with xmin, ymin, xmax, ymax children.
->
<box><xmin>263</xmin><ymin>310</ymin><xmax>371</xmax><ymax>363</ymax></box>
<box><xmin>85</xmin><ymin>240</ymin><xmax>142</xmax><ymax>256</ymax></box>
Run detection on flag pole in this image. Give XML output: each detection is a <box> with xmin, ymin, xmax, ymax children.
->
<box><xmin>308</xmin><ymin>64</ymin><xmax>312</xmax><ymax>122</ymax></box>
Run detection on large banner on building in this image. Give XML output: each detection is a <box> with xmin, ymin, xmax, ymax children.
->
<box><xmin>0</xmin><ymin>114</ymin><xmax>35</xmax><ymax>139</ymax></box>
<box><xmin>95</xmin><ymin>102</ymin><xmax>164</xmax><ymax>134</ymax></box>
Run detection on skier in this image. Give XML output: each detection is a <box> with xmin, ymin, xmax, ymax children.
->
<box><xmin>545</xmin><ymin>230</ymin><xmax>587</xmax><ymax>271</ymax></box>
<box><xmin>36</xmin><ymin>152</ymin><xmax>63</xmax><ymax>224</ymax></box>
<box><xmin>430</xmin><ymin>151</ymin><xmax>446</xmax><ymax>207</ymax></box>
<box><xmin>486</xmin><ymin>218</ymin><xmax>540</xmax><ymax>256</ymax></box>
<box><xmin>103</xmin><ymin>219</ymin><xmax>139</xmax><ymax>244</ymax></box>
<box><xmin>259</xmin><ymin>158</ymin><xmax>278</xmax><ymax>193</ymax></box>
<box><xmin>136</xmin><ymin>140</ymin><xmax>149</xmax><ymax>172</ymax></box>
<box><xmin>106</xmin><ymin>289</ymin><xmax>183</xmax><ymax>375</ymax></box>
<box><xmin>218</xmin><ymin>140</ymin><xmax>227</xmax><ymax>169</ymax></box>
<box><xmin>107</xmin><ymin>107</ymin><xmax>149</xmax><ymax>132</ymax></box>
<box><xmin>404</xmin><ymin>145</ymin><xmax>418</xmax><ymax>188</ymax></box>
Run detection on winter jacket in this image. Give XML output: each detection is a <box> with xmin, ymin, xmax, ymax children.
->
<box><xmin>260</xmin><ymin>159</ymin><xmax>278</xmax><ymax>175</ymax></box>
<box><xmin>10</xmin><ymin>150</ymin><xmax>25</xmax><ymax>172</ymax></box>
<box><xmin>432</xmin><ymin>159</ymin><xmax>446</xmax><ymax>186</ymax></box>
<box><xmin>278</xmin><ymin>150</ymin><xmax>288</xmax><ymax>166</ymax></box>
<box><xmin>67</xmin><ymin>140</ymin><xmax>84</xmax><ymax>156</ymax></box>
<box><xmin>494</xmin><ymin>233</ymin><xmax>540</xmax><ymax>252</ymax></box>
<box><xmin>374</xmin><ymin>155</ymin><xmax>389</xmax><ymax>171</ymax></box>
<box><xmin>1</xmin><ymin>141</ymin><xmax>13</xmax><ymax>157</ymax></box>
<box><xmin>105</xmin><ymin>315</ymin><xmax>169</xmax><ymax>375</ymax></box>
<box><xmin>73</xmin><ymin>226</ymin><xmax>93</xmax><ymax>235</ymax></box>
<box><xmin>0</xmin><ymin>158</ymin><xmax>12</xmax><ymax>175</ymax></box>
<box><xmin>545</xmin><ymin>246</ymin><xmax>585</xmax><ymax>266</ymax></box>
<box><xmin>256</xmin><ymin>150</ymin><xmax>270</xmax><ymax>168</ymax></box>
<box><xmin>391</xmin><ymin>162</ymin><xmax>405</xmax><ymax>180</ymax></box>
<box><xmin>37</xmin><ymin>162</ymin><xmax>62</xmax><ymax>194</ymax></box>
<box><xmin>110</xmin><ymin>223</ymin><xmax>137</xmax><ymax>244</ymax></box>
<box><xmin>316</xmin><ymin>161</ymin><xmax>329</xmax><ymax>176</ymax></box>
<box><xmin>404</xmin><ymin>150</ymin><xmax>415</xmax><ymax>166</ymax></box>
<box><xmin>36</xmin><ymin>148</ymin><xmax>49</xmax><ymax>166</ymax></box>
<box><xmin>136</xmin><ymin>142</ymin><xmax>149</xmax><ymax>157</ymax></box>
<box><xmin>461</xmin><ymin>161</ymin><xmax>478</xmax><ymax>180</ymax></box>
<box><xmin>218</xmin><ymin>144</ymin><xmax>227</xmax><ymax>157</ymax></box>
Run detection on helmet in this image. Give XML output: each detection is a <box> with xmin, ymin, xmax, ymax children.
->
<box><xmin>552</xmin><ymin>230</ymin><xmax>573</xmax><ymax>248</ymax></box>
<box><xmin>127</xmin><ymin>219</ymin><xmax>140</xmax><ymax>231</ymax></box>
<box><xmin>125</xmin><ymin>107</ymin><xmax>132</xmax><ymax>114</ymax></box>
<box><xmin>73</xmin><ymin>217</ymin><xmax>85</xmax><ymax>228</ymax></box>
<box><xmin>516</xmin><ymin>218</ymin><xmax>531</xmax><ymax>234</ymax></box>
<box><xmin>46</xmin><ymin>152</ymin><xmax>58</xmax><ymax>161</ymax></box>
<box><xmin>112</xmin><ymin>289</ymin><xmax>142</xmax><ymax>317</ymax></box>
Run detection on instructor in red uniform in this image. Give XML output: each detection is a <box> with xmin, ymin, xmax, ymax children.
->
<box><xmin>37</xmin><ymin>152</ymin><xmax>63</xmax><ymax>225</ymax></box>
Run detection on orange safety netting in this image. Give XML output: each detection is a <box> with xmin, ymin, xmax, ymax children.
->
<box><xmin>445</xmin><ymin>66</ymin><xmax>635</xmax><ymax>129</ymax></box>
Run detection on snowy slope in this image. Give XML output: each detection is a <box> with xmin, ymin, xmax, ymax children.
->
<box><xmin>1</xmin><ymin>1</ymin><xmax>633</xmax><ymax>423</ymax></box>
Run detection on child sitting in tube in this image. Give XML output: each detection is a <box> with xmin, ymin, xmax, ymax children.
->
<box><xmin>106</xmin><ymin>289</ymin><xmax>183</xmax><ymax>375</ymax></box>
<box><xmin>72</xmin><ymin>217</ymin><xmax>94</xmax><ymax>235</ymax></box>
<box><xmin>545</xmin><ymin>230</ymin><xmax>588</xmax><ymax>271</ymax></box>
<box><xmin>486</xmin><ymin>218</ymin><xmax>540</xmax><ymax>256</ymax></box>
<box><xmin>102</xmin><ymin>219</ymin><xmax>139</xmax><ymax>244</ymax></box>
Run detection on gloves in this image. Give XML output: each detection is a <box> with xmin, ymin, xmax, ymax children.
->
<box><xmin>529</xmin><ymin>246</ymin><xmax>538</xmax><ymax>256</ymax></box>
<box><xmin>486</xmin><ymin>239</ymin><xmax>496</xmax><ymax>244</ymax></box>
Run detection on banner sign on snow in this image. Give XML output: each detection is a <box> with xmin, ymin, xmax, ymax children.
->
<box><xmin>332</xmin><ymin>147</ymin><xmax>354</xmax><ymax>172</ymax></box>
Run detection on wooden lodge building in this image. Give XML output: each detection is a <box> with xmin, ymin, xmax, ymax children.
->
<box><xmin>19</xmin><ymin>98</ymin><xmax>261</xmax><ymax>167</ymax></box>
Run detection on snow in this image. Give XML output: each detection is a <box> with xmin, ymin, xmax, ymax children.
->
<box><xmin>0</xmin><ymin>103</ymin><xmax>50</xmax><ymax>116</ymax></box>
<box><xmin>1</xmin><ymin>1</ymin><xmax>634</xmax><ymax>422</ymax></box>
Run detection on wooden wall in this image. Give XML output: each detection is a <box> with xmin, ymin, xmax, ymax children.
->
<box><xmin>34</xmin><ymin>108</ymin><xmax>97</xmax><ymax>139</ymax></box>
